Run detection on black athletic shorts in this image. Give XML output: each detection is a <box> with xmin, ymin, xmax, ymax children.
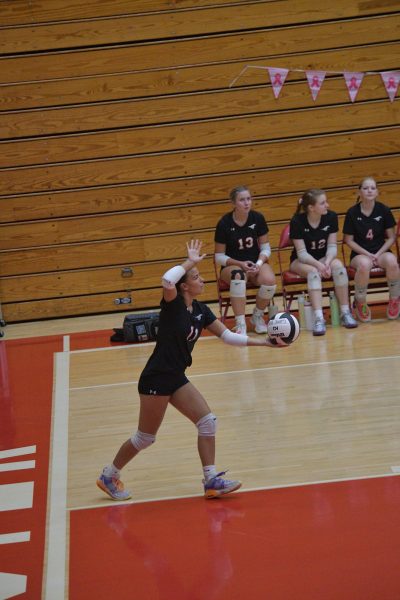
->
<box><xmin>138</xmin><ymin>372</ymin><xmax>189</xmax><ymax>396</ymax></box>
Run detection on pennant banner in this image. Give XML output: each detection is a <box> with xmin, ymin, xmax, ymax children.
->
<box><xmin>229</xmin><ymin>65</ymin><xmax>399</xmax><ymax>103</ymax></box>
<box><xmin>343</xmin><ymin>72</ymin><xmax>364</xmax><ymax>102</ymax></box>
<box><xmin>380</xmin><ymin>71</ymin><xmax>400</xmax><ymax>102</ymax></box>
<box><xmin>267</xmin><ymin>67</ymin><xmax>289</xmax><ymax>99</ymax></box>
<box><xmin>305</xmin><ymin>70</ymin><xmax>326</xmax><ymax>101</ymax></box>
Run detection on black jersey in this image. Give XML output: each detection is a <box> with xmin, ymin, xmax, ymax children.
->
<box><xmin>140</xmin><ymin>294</ymin><xmax>216</xmax><ymax>377</ymax></box>
<box><xmin>343</xmin><ymin>201</ymin><xmax>396</xmax><ymax>258</ymax></box>
<box><xmin>214</xmin><ymin>210</ymin><xmax>268</xmax><ymax>263</ymax></box>
<box><xmin>289</xmin><ymin>210</ymin><xmax>338</xmax><ymax>263</ymax></box>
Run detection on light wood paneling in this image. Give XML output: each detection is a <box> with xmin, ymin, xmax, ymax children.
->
<box><xmin>1</xmin><ymin>15</ymin><xmax>397</xmax><ymax>84</ymax></box>
<box><xmin>1</xmin><ymin>43</ymin><xmax>398</xmax><ymax>112</ymax></box>
<box><xmin>1</xmin><ymin>157</ymin><xmax>398</xmax><ymax>223</ymax></box>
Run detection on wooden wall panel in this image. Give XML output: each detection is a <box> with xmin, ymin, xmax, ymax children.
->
<box><xmin>1</xmin><ymin>43</ymin><xmax>398</xmax><ymax>112</ymax></box>
<box><xmin>0</xmin><ymin>1</ymin><xmax>398</xmax><ymax>322</ymax></box>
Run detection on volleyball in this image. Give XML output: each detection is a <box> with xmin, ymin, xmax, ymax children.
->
<box><xmin>267</xmin><ymin>312</ymin><xmax>300</xmax><ymax>346</ymax></box>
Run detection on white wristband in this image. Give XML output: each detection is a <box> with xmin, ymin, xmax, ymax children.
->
<box><xmin>162</xmin><ymin>265</ymin><xmax>186</xmax><ymax>289</ymax></box>
<box><xmin>256</xmin><ymin>259</ymin><xmax>263</xmax><ymax>267</ymax></box>
<box><xmin>220</xmin><ymin>329</ymin><xmax>248</xmax><ymax>347</ymax></box>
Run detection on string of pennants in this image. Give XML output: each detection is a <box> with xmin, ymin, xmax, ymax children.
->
<box><xmin>229</xmin><ymin>65</ymin><xmax>400</xmax><ymax>103</ymax></box>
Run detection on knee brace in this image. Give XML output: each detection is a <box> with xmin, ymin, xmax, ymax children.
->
<box><xmin>130</xmin><ymin>430</ymin><xmax>156</xmax><ymax>451</ymax></box>
<box><xmin>258</xmin><ymin>284</ymin><xmax>276</xmax><ymax>300</ymax></box>
<box><xmin>230</xmin><ymin>269</ymin><xmax>246</xmax><ymax>298</ymax></box>
<box><xmin>196</xmin><ymin>413</ymin><xmax>217</xmax><ymax>437</ymax></box>
<box><xmin>307</xmin><ymin>271</ymin><xmax>321</xmax><ymax>291</ymax></box>
<box><xmin>332</xmin><ymin>267</ymin><xmax>348</xmax><ymax>288</ymax></box>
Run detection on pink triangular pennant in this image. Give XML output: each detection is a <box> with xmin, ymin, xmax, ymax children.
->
<box><xmin>343</xmin><ymin>72</ymin><xmax>364</xmax><ymax>102</ymax></box>
<box><xmin>305</xmin><ymin>70</ymin><xmax>326</xmax><ymax>101</ymax></box>
<box><xmin>267</xmin><ymin>67</ymin><xmax>289</xmax><ymax>99</ymax></box>
<box><xmin>380</xmin><ymin>71</ymin><xmax>400</xmax><ymax>102</ymax></box>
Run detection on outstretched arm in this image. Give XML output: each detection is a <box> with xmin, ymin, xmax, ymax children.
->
<box><xmin>207</xmin><ymin>318</ymin><xmax>276</xmax><ymax>347</ymax></box>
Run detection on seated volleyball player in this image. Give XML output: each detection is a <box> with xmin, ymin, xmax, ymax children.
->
<box><xmin>289</xmin><ymin>189</ymin><xmax>358</xmax><ymax>336</ymax></box>
<box><xmin>214</xmin><ymin>185</ymin><xmax>276</xmax><ymax>335</ymax></box>
<box><xmin>343</xmin><ymin>177</ymin><xmax>400</xmax><ymax>321</ymax></box>
<box><xmin>97</xmin><ymin>240</ymin><xmax>276</xmax><ymax>501</ymax></box>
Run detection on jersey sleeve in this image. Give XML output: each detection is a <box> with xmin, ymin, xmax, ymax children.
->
<box><xmin>202</xmin><ymin>304</ymin><xmax>217</xmax><ymax>327</ymax></box>
<box><xmin>342</xmin><ymin>208</ymin><xmax>355</xmax><ymax>235</ymax></box>
<box><xmin>329</xmin><ymin>211</ymin><xmax>339</xmax><ymax>233</ymax></box>
<box><xmin>255</xmin><ymin>212</ymin><xmax>268</xmax><ymax>236</ymax></box>
<box><xmin>383</xmin><ymin>205</ymin><xmax>396</xmax><ymax>229</ymax></box>
<box><xmin>289</xmin><ymin>215</ymin><xmax>302</xmax><ymax>240</ymax></box>
<box><xmin>214</xmin><ymin>216</ymin><xmax>228</xmax><ymax>244</ymax></box>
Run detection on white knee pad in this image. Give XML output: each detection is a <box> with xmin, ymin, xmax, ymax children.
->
<box><xmin>332</xmin><ymin>267</ymin><xmax>348</xmax><ymax>287</ymax></box>
<box><xmin>230</xmin><ymin>270</ymin><xmax>246</xmax><ymax>298</ymax></box>
<box><xmin>307</xmin><ymin>271</ymin><xmax>321</xmax><ymax>291</ymax></box>
<box><xmin>196</xmin><ymin>413</ymin><xmax>217</xmax><ymax>437</ymax></box>
<box><xmin>258</xmin><ymin>284</ymin><xmax>276</xmax><ymax>300</ymax></box>
<box><xmin>131</xmin><ymin>430</ymin><xmax>156</xmax><ymax>451</ymax></box>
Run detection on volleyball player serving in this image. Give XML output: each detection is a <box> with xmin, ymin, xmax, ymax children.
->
<box><xmin>97</xmin><ymin>240</ymin><xmax>276</xmax><ymax>501</ymax></box>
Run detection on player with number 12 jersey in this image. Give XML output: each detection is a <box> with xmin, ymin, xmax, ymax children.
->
<box><xmin>289</xmin><ymin>210</ymin><xmax>339</xmax><ymax>264</ymax></box>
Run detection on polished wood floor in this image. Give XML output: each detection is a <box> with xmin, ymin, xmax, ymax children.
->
<box><xmin>66</xmin><ymin>315</ymin><xmax>400</xmax><ymax>507</ymax></box>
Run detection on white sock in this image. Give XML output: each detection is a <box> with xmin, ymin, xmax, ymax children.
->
<box><xmin>314</xmin><ymin>309</ymin><xmax>323</xmax><ymax>319</ymax></box>
<box><xmin>340</xmin><ymin>305</ymin><xmax>350</xmax><ymax>315</ymax></box>
<box><xmin>253</xmin><ymin>307</ymin><xmax>264</xmax><ymax>317</ymax></box>
<box><xmin>235</xmin><ymin>315</ymin><xmax>246</xmax><ymax>325</ymax></box>
<box><xmin>103</xmin><ymin>464</ymin><xmax>120</xmax><ymax>478</ymax></box>
<box><xmin>203</xmin><ymin>465</ymin><xmax>217</xmax><ymax>481</ymax></box>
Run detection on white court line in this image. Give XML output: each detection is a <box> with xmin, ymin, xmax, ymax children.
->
<box><xmin>0</xmin><ymin>460</ymin><xmax>35</xmax><ymax>472</ymax></box>
<box><xmin>69</xmin><ymin>471</ymin><xmax>400</xmax><ymax>512</ymax></box>
<box><xmin>43</xmin><ymin>336</ymin><xmax>70</xmax><ymax>600</ymax></box>
<box><xmin>70</xmin><ymin>353</ymin><xmax>400</xmax><ymax>391</ymax></box>
<box><xmin>0</xmin><ymin>531</ymin><xmax>30</xmax><ymax>544</ymax></box>
<box><xmin>0</xmin><ymin>446</ymin><xmax>36</xmax><ymax>460</ymax></box>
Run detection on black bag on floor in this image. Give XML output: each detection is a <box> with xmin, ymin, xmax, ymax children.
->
<box><xmin>110</xmin><ymin>312</ymin><xmax>159</xmax><ymax>343</ymax></box>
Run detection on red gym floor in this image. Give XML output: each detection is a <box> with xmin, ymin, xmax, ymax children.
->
<box><xmin>1</xmin><ymin>332</ymin><xmax>400</xmax><ymax>600</ymax></box>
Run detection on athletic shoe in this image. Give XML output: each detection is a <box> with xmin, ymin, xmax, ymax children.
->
<box><xmin>250</xmin><ymin>312</ymin><xmax>268</xmax><ymax>334</ymax></box>
<box><xmin>203</xmin><ymin>471</ymin><xmax>242</xmax><ymax>499</ymax></box>
<box><xmin>312</xmin><ymin>317</ymin><xmax>326</xmax><ymax>336</ymax></box>
<box><xmin>387</xmin><ymin>297</ymin><xmax>400</xmax><ymax>320</ymax></box>
<box><xmin>96</xmin><ymin>472</ymin><xmax>132</xmax><ymax>501</ymax></box>
<box><xmin>340</xmin><ymin>312</ymin><xmax>358</xmax><ymax>329</ymax></box>
<box><xmin>234</xmin><ymin>322</ymin><xmax>247</xmax><ymax>335</ymax></box>
<box><xmin>353</xmin><ymin>300</ymin><xmax>371</xmax><ymax>323</ymax></box>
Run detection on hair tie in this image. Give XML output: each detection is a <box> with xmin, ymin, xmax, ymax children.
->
<box><xmin>298</xmin><ymin>197</ymin><xmax>303</xmax><ymax>205</ymax></box>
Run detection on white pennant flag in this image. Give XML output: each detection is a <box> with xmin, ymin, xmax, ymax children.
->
<box><xmin>380</xmin><ymin>71</ymin><xmax>400</xmax><ymax>102</ymax></box>
<box><xmin>305</xmin><ymin>70</ymin><xmax>326</xmax><ymax>101</ymax></box>
<box><xmin>267</xmin><ymin>67</ymin><xmax>289</xmax><ymax>99</ymax></box>
<box><xmin>343</xmin><ymin>72</ymin><xmax>364</xmax><ymax>102</ymax></box>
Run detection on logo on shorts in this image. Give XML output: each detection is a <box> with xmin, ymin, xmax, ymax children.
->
<box><xmin>149</xmin><ymin>389</ymin><xmax>157</xmax><ymax>395</ymax></box>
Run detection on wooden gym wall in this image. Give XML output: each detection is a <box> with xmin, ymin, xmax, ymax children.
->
<box><xmin>0</xmin><ymin>0</ymin><xmax>399</xmax><ymax>323</ymax></box>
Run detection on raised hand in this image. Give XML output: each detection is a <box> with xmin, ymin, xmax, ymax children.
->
<box><xmin>186</xmin><ymin>239</ymin><xmax>207</xmax><ymax>263</ymax></box>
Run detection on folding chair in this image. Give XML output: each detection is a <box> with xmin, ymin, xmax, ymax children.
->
<box><xmin>277</xmin><ymin>224</ymin><xmax>335</xmax><ymax>311</ymax></box>
<box><xmin>213</xmin><ymin>259</ymin><xmax>259</xmax><ymax>322</ymax></box>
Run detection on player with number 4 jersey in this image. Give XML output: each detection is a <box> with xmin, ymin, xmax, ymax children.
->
<box><xmin>343</xmin><ymin>177</ymin><xmax>400</xmax><ymax>321</ymax></box>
